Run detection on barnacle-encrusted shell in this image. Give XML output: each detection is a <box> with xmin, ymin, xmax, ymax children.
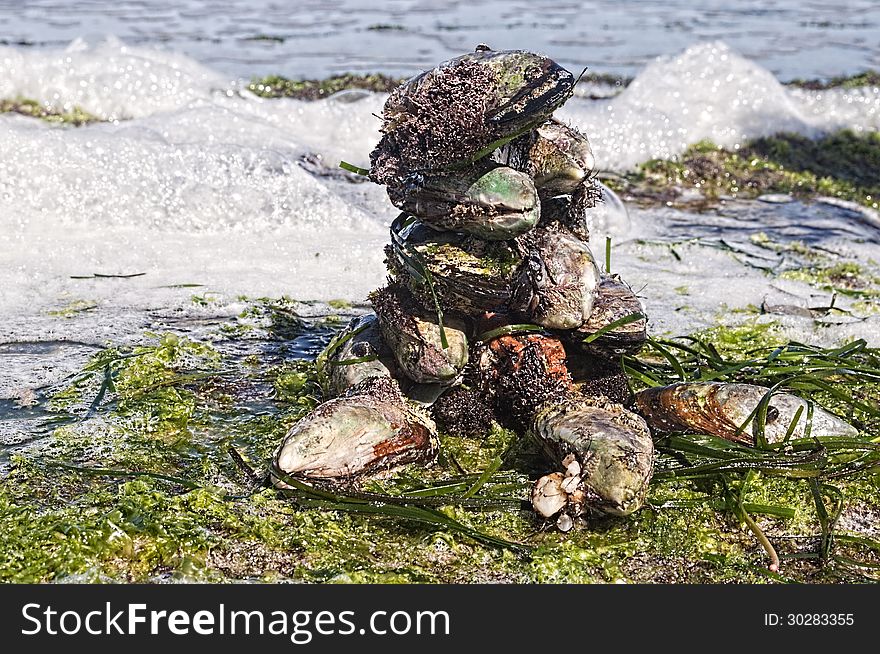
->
<box><xmin>387</xmin><ymin>163</ymin><xmax>540</xmax><ymax>240</ymax></box>
<box><xmin>327</xmin><ymin>314</ymin><xmax>397</xmax><ymax>395</ymax></box>
<box><xmin>511</xmin><ymin>224</ymin><xmax>601</xmax><ymax>329</ymax></box>
<box><xmin>371</xmin><ymin>283</ymin><xmax>468</xmax><ymax>385</ymax></box>
<box><xmin>634</xmin><ymin>382</ymin><xmax>858</xmax><ymax>445</ymax></box>
<box><xmin>370</xmin><ymin>48</ymin><xmax>575</xmax><ymax>184</ymax></box>
<box><xmin>474</xmin><ymin>331</ymin><xmax>572</xmax><ymax>428</ymax></box>
<box><xmin>496</xmin><ymin>119</ymin><xmax>595</xmax><ymax>197</ymax></box>
<box><xmin>567</xmin><ymin>356</ymin><xmax>632</xmax><ymax>405</ymax></box>
<box><xmin>388</xmin><ymin>214</ymin><xmax>522</xmax><ymax>315</ymax></box>
<box><xmin>531</xmin><ymin>395</ymin><xmax>654</xmax><ymax>516</ymax></box>
<box><xmin>272</xmin><ymin>377</ymin><xmax>438</xmax><ymax>482</ymax></box>
<box><xmin>565</xmin><ymin>274</ymin><xmax>646</xmax><ymax>359</ymax></box>
<box><xmin>476</xmin><ymin>333</ymin><xmax>571</xmax><ymax>392</ymax></box>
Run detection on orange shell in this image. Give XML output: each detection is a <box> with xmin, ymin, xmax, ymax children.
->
<box><xmin>486</xmin><ymin>334</ymin><xmax>571</xmax><ymax>386</ymax></box>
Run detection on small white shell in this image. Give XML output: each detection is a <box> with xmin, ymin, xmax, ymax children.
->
<box><xmin>561</xmin><ymin>475</ymin><xmax>581</xmax><ymax>495</ymax></box>
<box><xmin>564</xmin><ymin>458</ymin><xmax>581</xmax><ymax>478</ymax></box>
<box><xmin>531</xmin><ymin>472</ymin><xmax>568</xmax><ymax>518</ymax></box>
<box><xmin>556</xmin><ymin>513</ymin><xmax>574</xmax><ymax>532</ymax></box>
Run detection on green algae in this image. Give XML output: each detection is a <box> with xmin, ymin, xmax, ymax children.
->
<box><xmin>0</xmin><ymin>97</ymin><xmax>101</xmax><ymax>126</ymax></box>
<box><xmin>421</xmin><ymin>240</ymin><xmax>520</xmax><ymax>278</ymax></box>
<box><xmin>243</xmin><ymin>68</ymin><xmax>880</xmax><ymax>104</ymax></box>
<box><xmin>191</xmin><ymin>293</ymin><xmax>221</xmax><ymax>306</ymax></box>
<box><xmin>239</xmin><ymin>296</ymin><xmax>310</xmax><ymax>341</ymax></box>
<box><xmin>780</xmin><ymin>262</ymin><xmax>880</xmax><ymax>298</ymax></box>
<box><xmin>574</xmin><ymin>67</ymin><xmax>876</xmax><ymax>95</ymax></box>
<box><xmin>746</xmin><ymin>131</ymin><xmax>879</xmax><ymax>191</ymax></box>
<box><xmin>749</xmin><ymin>232</ymin><xmax>825</xmax><ymax>261</ymax></box>
<box><xmin>691</xmin><ymin>319</ymin><xmax>786</xmax><ymax>355</ymax></box>
<box><xmin>786</xmin><ymin>70</ymin><xmax>880</xmax><ymax>90</ymax></box>
<box><xmin>48</xmin><ymin>299</ymin><xmax>99</xmax><ymax>318</ymax></box>
<box><xmin>3</xmin><ymin>302</ymin><xmax>879</xmax><ymax>584</ymax></box>
<box><xmin>623</xmin><ymin>130</ymin><xmax>880</xmax><ymax>210</ymax></box>
<box><xmin>247</xmin><ymin>73</ymin><xmax>403</xmax><ymax>100</ymax></box>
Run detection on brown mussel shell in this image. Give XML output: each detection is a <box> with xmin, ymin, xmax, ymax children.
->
<box><xmin>371</xmin><ymin>283</ymin><xmax>469</xmax><ymax>386</ymax></box>
<box><xmin>273</xmin><ymin>377</ymin><xmax>438</xmax><ymax>482</ymax></box>
<box><xmin>386</xmin><ymin>163</ymin><xmax>540</xmax><ymax>240</ymax></box>
<box><xmin>510</xmin><ymin>224</ymin><xmax>601</xmax><ymax>329</ymax></box>
<box><xmin>388</xmin><ymin>213</ymin><xmax>522</xmax><ymax>315</ymax></box>
<box><xmin>634</xmin><ymin>382</ymin><xmax>858</xmax><ymax>445</ymax></box>
<box><xmin>327</xmin><ymin>313</ymin><xmax>398</xmax><ymax>395</ymax></box>
<box><xmin>495</xmin><ymin>118</ymin><xmax>596</xmax><ymax>198</ymax></box>
<box><xmin>564</xmin><ymin>274</ymin><xmax>646</xmax><ymax>359</ymax></box>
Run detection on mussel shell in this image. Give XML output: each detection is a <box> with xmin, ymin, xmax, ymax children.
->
<box><xmin>564</xmin><ymin>274</ymin><xmax>646</xmax><ymax>359</ymax></box>
<box><xmin>370</xmin><ymin>48</ymin><xmax>575</xmax><ymax>184</ymax></box>
<box><xmin>327</xmin><ymin>314</ymin><xmax>397</xmax><ymax>395</ymax></box>
<box><xmin>511</xmin><ymin>224</ymin><xmax>601</xmax><ymax>329</ymax></box>
<box><xmin>371</xmin><ymin>283</ymin><xmax>469</xmax><ymax>385</ymax></box>
<box><xmin>531</xmin><ymin>396</ymin><xmax>654</xmax><ymax>516</ymax></box>
<box><xmin>633</xmin><ymin>382</ymin><xmax>858</xmax><ymax>445</ymax></box>
<box><xmin>496</xmin><ymin>119</ymin><xmax>595</xmax><ymax>198</ymax></box>
<box><xmin>388</xmin><ymin>214</ymin><xmax>522</xmax><ymax>315</ymax></box>
<box><xmin>273</xmin><ymin>377</ymin><xmax>438</xmax><ymax>481</ymax></box>
<box><xmin>387</xmin><ymin>163</ymin><xmax>540</xmax><ymax>240</ymax></box>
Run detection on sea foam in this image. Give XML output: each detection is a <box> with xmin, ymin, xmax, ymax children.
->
<box><xmin>559</xmin><ymin>42</ymin><xmax>880</xmax><ymax>169</ymax></box>
<box><xmin>0</xmin><ymin>38</ymin><xmax>877</xmax><ymax>346</ymax></box>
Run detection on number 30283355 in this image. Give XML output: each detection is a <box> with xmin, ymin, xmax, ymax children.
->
<box><xmin>764</xmin><ymin>613</ymin><xmax>854</xmax><ymax>626</ymax></box>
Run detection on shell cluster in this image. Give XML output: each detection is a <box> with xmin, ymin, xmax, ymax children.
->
<box><xmin>272</xmin><ymin>47</ymin><xmax>857</xmax><ymax>528</ymax></box>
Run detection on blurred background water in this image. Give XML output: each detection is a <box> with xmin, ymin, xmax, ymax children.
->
<box><xmin>1</xmin><ymin>0</ymin><xmax>879</xmax><ymax>80</ymax></box>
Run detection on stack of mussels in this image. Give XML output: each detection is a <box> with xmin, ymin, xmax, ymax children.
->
<box><xmin>273</xmin><ymin>48</ymin><xmax>858</xmax><ymax>530</ymax></box>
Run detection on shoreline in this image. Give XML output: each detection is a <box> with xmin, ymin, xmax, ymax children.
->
<box><xmin>1</xmin><ymin>36</ymin><xmax>879</xmax><ymax>585</ymax></box>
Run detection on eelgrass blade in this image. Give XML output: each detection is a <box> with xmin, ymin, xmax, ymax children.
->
<box><xmin>84</xmin><ymin>364</ymin><xmax>116</xmax><ymax>420</ymax></box>
<box><xmin>581</xmin><ymin>312</ymin><xmax>644</xmax><ymax>344</ymax></box>
<box><xmin>390</xmin><ymin>214</ymin><xmax>449</xmax><ymax>348</ymax></box>
<box><xmin>270</xmin><ymin>464</ymin><xmax>528</xmax><ymax>552</ymax></box>
<box><xmin>294</xmin><ymin>497</ymin><xmax>529</xmax><ymax>552</ymax></box>
<box><xmin>46</xmin><ymin>462</ymin><xmax>204</xmax><ymax>491</ymax></box>
<box><xmin>461</xmin><ymin>455</ymin><xmax>503</xmax><ymax>500</ymax></box>
<box><xmin>476</xmin><ymin>323</ymin><xmax>544</xmax><ymax>343</ymax></box>
<box><xmin>339</xmin><ymin>161</ymin><xmax>370</xmax><ymax>176</ymax></box>
<box><xmin>605</xmin><ymin>236</ymin><xmax>612</xmax><ymax>273</ymax></box>
<box><xmin>270</xmin><ymin>463</ymin><xmax>522</xmax><ymax>509</ymax></box>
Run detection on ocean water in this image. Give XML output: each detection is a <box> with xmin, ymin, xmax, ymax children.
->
<box><xmin>1</xmin><ymin>0</ymin><xmax>879</xmax><ymax>80</ymax></box>
<box><xmin>1</xmin><ymin>4</ymin><xmax>879</xmax><ymax>402</ymax></box>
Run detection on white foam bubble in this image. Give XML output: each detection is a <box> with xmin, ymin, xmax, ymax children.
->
<box><xmin>0</xmin><ymin>36</ymin><xmax>230</xmax><ymax>120</ymax></box>
<box><xmin>559</xmin><ymin>42</ymin><xmax>880</xmax><ymax>170</ymax></box>
<box><xmin>0</xmin><ymin>40</ymin><xmax>394</xmax><ymax>318</ymax></box>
